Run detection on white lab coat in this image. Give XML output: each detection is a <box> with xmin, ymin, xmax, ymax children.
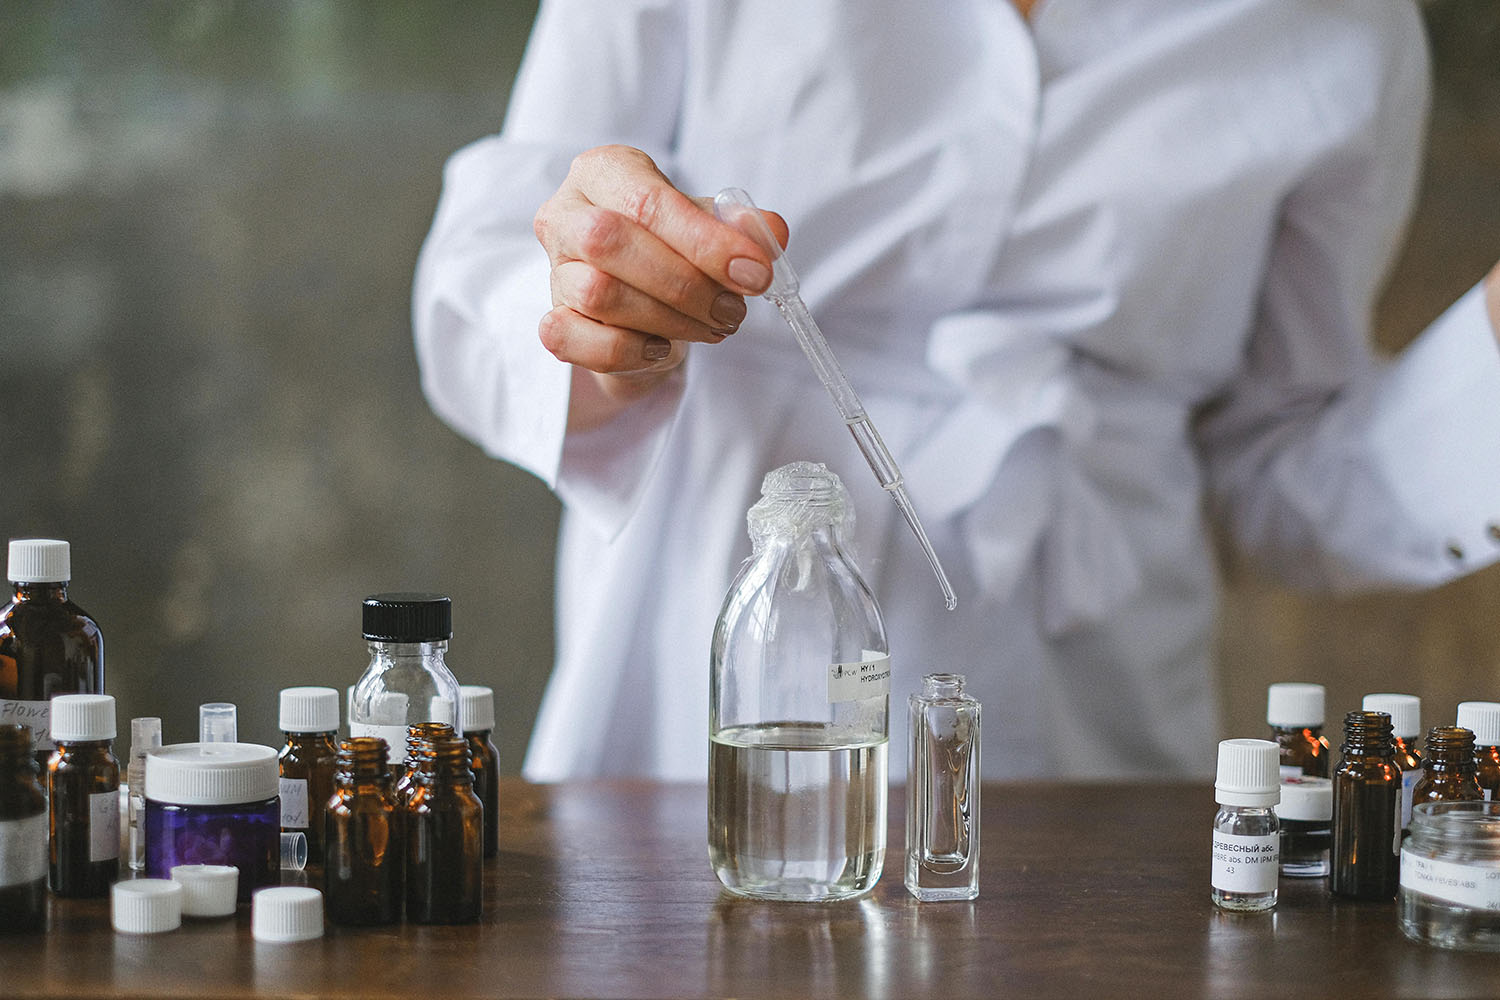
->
<box><xmin>413</xmin><ymin>0</ymin><xmax>1500</xmax><ymax>780</ymax></box>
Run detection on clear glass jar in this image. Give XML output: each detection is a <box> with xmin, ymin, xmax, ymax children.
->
<box><xmin>1400</xmin><ymin>801</ymin><xmax>1500</xmax><ymax>950</ymax></box>
<box><xmin>709</xmin><ymin>462</ymin><xmax>889</xmax><ymax>902</ymax></box>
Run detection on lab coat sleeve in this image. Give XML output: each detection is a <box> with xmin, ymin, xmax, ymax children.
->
<box><xmin>412</xmin><ymin>0</ymin><xmax>688</xmax><ymax>536</ymax></box>
<box><xmin>1197</xmin><ymin>16</ymin><xmax>1500</xmax><ymax>592</ymax></box>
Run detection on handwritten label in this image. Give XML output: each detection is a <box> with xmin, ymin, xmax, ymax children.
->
<box><xmin>0</xmin><ymin>700</ymin><xmax>53</xmax><ymax>754</ymax></box>
<box><xmin>279</xmin><ymin>777</ymin><xmax>310</xmax><ymax>829</ymax></box>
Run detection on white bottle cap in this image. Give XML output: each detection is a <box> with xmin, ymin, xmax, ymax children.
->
<box><xmin>1215</xmin><ymin>738</ymin><xmax>1281</xmax><ymax>807</ymax></box>
<box><xmin>1363</xmin><ymin>693</ymin><xmax>1421</xmax><ymax>740</ymax></box>
<box><xmin>461</xmin><ymin>685</ymin><xmax>495</xmax><ymax>733</ymax></box>
<box><xmin>171</xmin><ymin>864</ymin><xmax>239</xmax><ymax>917</ymax></box>
<box><xmin>7</xmin><ymin>538</ymin><xmax>70</xmax><ymax>583</ymax></box>
<box><xmin>51</xmin><ymin>694</ymin><xmax>116</xmax><ymax>742</ymax></box>
<box><xmin>1266</xmin><ymin>683</ymin><xmax>1325</xmax><ymax>729</ymax></box>
<box><xmin>112</xmin><ymin>879</ymin><xmax>184</xmax><ymax>934</ymax></box>
<box><xmin>144</xmin><ymin>743</ymin><xmax>279</xmax><ymax>805</ymax></box>
<box><xmin>1457</xmin><ymin>702</ymin><xmax>1500</xmax><ymax>748</ymax></box>
<box><xmin>428</xmin><ymin>695</ymin><xmax>456</xmax><ymax>729</ymax></box>
<box><xmin>1274</xmin><ymin>776</ymin><xmax>1333</xmax><ymax>822</ymax></box>
<box><xmin>279</xmin><ymin>687</ymin><xmax>339</xmax><ymax>734</ymax></box>
<box><xmin>199</xmin><ymin>702</ymin><xmax>238</xmax><ymax>743</ymax></box>
<box><xmin>252</xmin><ymin>886</ymin><xmax>324</xmax><ymax>942</ymax></box>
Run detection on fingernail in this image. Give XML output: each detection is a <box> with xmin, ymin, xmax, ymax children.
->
<box><xmin>643</xmin><ymin>336</ymin><xmax>671</xmax><ymax>362</ymax></box>
<box><xmin>727</xmin><ymin>257</ymin><xmax>771</xmax><ymax>293</ymax></box>
<box><xmin>710</xmin><ymin>292</ymin><xmax>746</xmax><ymax>329</ymax></box>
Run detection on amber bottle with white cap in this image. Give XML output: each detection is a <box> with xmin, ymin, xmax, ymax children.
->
<box><xmin>48</xmin><ymin>693</ymin><xmax>120</xmax><ymax>897</ymax></box>
<box><xmin>1266</xmin><ymin>682</ymin><xmax>1330</xmax><ymax>778</ymax></box>
<box><xmin>277</xmin><ymin>687</ymin><xmax>339</xmax><ymax>868</ymax></box>
<box><xmin>1457</xmin><ymin>702</ymin><xmax>1500</xmax><ymax>801</ymax></box>
<box><xmin>1363</xmin><ymin>693</ymin><xmax>1422</xmax><ymax>833</ymax></box>
<box><xmin>1211</xmin><ymin>738</ymin><xmax>1281</xmax><ymax>912</ymax></box>
<box><xmin>461</xmin><ymin>685</ymin><xmax>499</xmax><ymax>859</ymax></box>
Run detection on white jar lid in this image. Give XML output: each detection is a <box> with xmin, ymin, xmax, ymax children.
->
<box><xmin>1275</xmin><ymin>776</ymin><xmax>1333</xmax><ymax>822</ymax></box>
<box><xmin>171</xmin><ymin>864</ymin><xmax>240</xmax><ymax>917</ymax></box>
<box><xmin>1458</xmin><ymin>702</ymin><xmax>1500</xmax><ymax>748</ymax></box>
<box><xmin>252</xmin><ymin>886</ymin><xmax>324</xmax><ymax>942</ymax></box>
<box><xmin>279</xmin><ymin>687</ymin><xmax>339</xmax><ymax>734</ymax></box>
<box><xmin>1267</xmin><ymin>682</ymin><xmax>1325</xmax><ymax>729</ymax></box>
<box><xmin>461</xmin><ymin>685</ymin><xmax>495</xmax><ymax>732</ymax></box>
<box><xmin>144</xmin><ymin>742</ymin><xmax>279</xmax><ymax>805</ymax></box>
<box><xmin>1363</xmin><ymin>693</ymin><xmax>1421</xmax><ymax>740</ymax></box>
<box><xmin>112</xmin><ymin>879</ymin><xmax>184</xmax><ymax>934</ymax></box>
<box><xmin>8</xmin><ymin>538</ymin><xmax>69</xmax><ymax>583</ymax></box>
<box><xmin>52</xmin><ymin>694</ymin><xmax>116</xmax><ymax>742</ymax></box>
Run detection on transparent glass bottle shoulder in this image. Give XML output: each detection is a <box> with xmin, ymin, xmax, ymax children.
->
<box><xmin>1214</xmin><ymin>805</ymin><xmax>1278</xmax><ymax>836</ymax></box>
<box><xmin>350</xmin><ymin>640</ymin><xmax>462</xmax><ymax>730</ymax></box>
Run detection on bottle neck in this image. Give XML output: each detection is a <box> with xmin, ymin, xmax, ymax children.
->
<box><xmin>335</xmin><ymin>737</ymin><xmax>390</xmax><ymax>783</ymax></box>
<box><xmin>418</xmin><ymin>737</ymin><xmax>473</xmax><ymax>787</ymax></box>
<box><xmin>11</xmin><ymin>581</ymin><xmax>67</xmax><ymax>603</ymax></box>
<box><xmin>368</xmin><ymin>640</ymin><xmax>449</xmax><ymax>661</ymax></box>
<box><xmin>1341</xmin><ymin>711</ymin><xmax>1394</xmax><ymax>758</ymax></box>
<box><xmin>920</xmin><ymin>673</ymin><xmax>967</xmax><ymax>700</ymax></box>
<box><xmin>1424</xmin><ymin>727</ymin><xmax>1478</xmax><ymax>774</ymax></box>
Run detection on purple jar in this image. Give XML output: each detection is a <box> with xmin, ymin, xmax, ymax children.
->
<box><xmin>144</xmin><ymin>743</ymin><xmax>280</xmax><ymax>902</ymax></box>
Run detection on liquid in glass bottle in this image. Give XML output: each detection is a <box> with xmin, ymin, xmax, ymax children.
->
<box><xmin>1210</xmin><ymin>738</ymin><xmax>1280</xmax><ymax>912</ymax></box>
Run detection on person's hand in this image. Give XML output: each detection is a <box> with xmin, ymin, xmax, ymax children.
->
<box><xmin>533</xmin><ymin>145</ymin><xmax>787</xmax><ymax>431</ymax></box>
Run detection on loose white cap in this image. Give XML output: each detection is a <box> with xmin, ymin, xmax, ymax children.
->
<box><xmin>144</xmin><ymin>742</ymin><xmax>279</xmax><ymax>806</ymax></box>
<box><xmin>8</xmin><ymin>538</ymin><xmax>70</xmax><ymax>583</ymax></box>
<box><xmin>1458</xmin><ymin>702</ymin><xmax>1500</xmax><ymax>748</ymax></box>
<box><xmin>1215</xmin><ymin>738</ymin><xmax>1281</xmax><ymax>807</ymax></box>
<box><xmin>1275</xmin><ymin>776</ymin><xmax>1333</xmax><ymax>822</ymax></box>
<box><xmin>51</xmin><ymin>694</ymin><xmax>116</xmax><ymax>742</ymax></box>
<box><xmin>1363</xmin><ymin>694</ymin><xmax>1421</xmax><ymax>740</ymax></box>
<box><xmin>112</xmin><ymin>879</ymin><xmax>184</xmax><ymax>934</ymax></box>
<box><xmin>1267</xmin><ymin>683</ymin><xmax>1325</xmax><ymax>729</ymax></box>
<box><xmin>252</xmin><ymin>886</ymin><xmax>324</xmax><ymax>942</ymax></box>
<box><xmin>461</xmin><ymin>686</ymin><xmax>495</xmax><ymax>733</ymax></box>
<box><xmin>279</xmin><ymin>687</ymin><xmax>339</xmax><ymax>734</ymax></box>
<box><xmin>171</xmin><ymin>864</ymin><xmax>239</xmax><ymax>917</ymax></box>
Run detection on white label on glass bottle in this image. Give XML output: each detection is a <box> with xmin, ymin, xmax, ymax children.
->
<box><xmin>90</xmin><ymin>790</ymin><xmax>120</xmax><ymax>862</ymax></box>
<box><xmin>1401</xmin><ymin>848</ymin><xmax>1500</xmax><ymax>911</ymax></box>
<box><xmin>279</xmin><ymin>777</ymin><xmax>310</xmax><ymax>829</ymax></box>
<box><xmin>350</xmin><ymin>723</ymin><xmax>411</xmax><ymax>765</ymax></box>
<box><xmin>1401</xmin><ymin>768</ymin><xmax>1420</xmax><ymax>829</ymax></box>
<box><xmin>0</xmin><ymin>700</ymin><xmax>53</xmax><ymax>753</ymax></box>
<box><xmin>0</xmin><ymin>813</ymin><xmax>48</xmax><ymax>888</ymax></box>
<box><xmin>1210</xmin><ymin>832</ymin><xmax>1279</xmax><ymax>893</ymax></box>
<box><xmin>827</xmin><ymin>654</ymin><xmax>891</xmax><ymax>704</ymax></box>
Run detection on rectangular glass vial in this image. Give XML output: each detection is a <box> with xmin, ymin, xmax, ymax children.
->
<box><xmin>906</xmin><ymin>673</ymin><xmax>980</xmax><ymax>901</ymax></box>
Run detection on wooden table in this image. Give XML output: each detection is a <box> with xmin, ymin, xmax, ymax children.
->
<box><xmin>2</xmin><ymin>779</ymin><xmax>1495</xmax><ymax>999</ymax></box>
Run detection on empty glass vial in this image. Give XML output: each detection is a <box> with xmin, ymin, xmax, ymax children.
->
<box><xmin>1331</xmin><ymin>710</ymin><xmax>1402</xmax><ymax>899</ymax></box>
<box><xmin>406</xmin><ymin>734</ymin><xmax>482</xmax><ymax>924</ymax></box>
<box><xmin>324</xmin><ymin>737</ymin><xmax>403</xmax><ymax>926</ymax></box>
<box><xmin>906</xmin><ymin>673</ymin><xmax>980</xmax><ymax>901</ymax></box>
<box><xmin>1364</xmin><ymin>693</ymin><xmax>1422</xmax><ymax>834</ymax></box>
<box><xmin>1414</xmin><ymin>727</ymin><xmax>1484</xmax><ymax>806</ymax></box>
<box><xmin>1275</xmin><ymin>776</ymin><xmax>1332</xmax><ymax>878</ymax></box>
<box><xmin>126</xmin><ymin>717</ymin><xmax>162</xmax><ymax>872</ymax></box>
<box><xmin>1267</xmin><ymin>682</ymin><xmax>1331</xmax><ymax>778</ymax></box>
<box><xmin>1</xmin><ymin>539</ymin><xmax>105</xmax><ymax>769</ymax></box>
<box><xmin>350</xmin><ymin>594</ymin><xmax>463</xmax><ymax>771</ymax></box>
<box><xmin>1400</xmin><ymin>801</ymin><xmax>1500</xmax><ymax>950</ymax></box>
<box><xmin>709</xmin><ymin>462</ymin><xmax>890</xmax><ymax>902</ymax></box>
<box><xmin>0</xmin><ymin>724</ymin><xmax>48</xmax><ymax>933</ymax></box>
<box><xmin>461</xmin><ymin>685</ymin><xmax>500</xmax><ymax>859</ymax></box>
<box><xmin>1211</xmin><ymin>738</ymin><xmax>1281</xmax><ymax>912</ymax></box>
<box><xmin>395</xmin><ymin>722</ymin><xmax>454</xmax><ymax>805</ymax></box>
<box><xmin>277</xmin><ymin>686</ymin><xmax>340</xmax><ymax>868</ymax></box>
<box><xmin>48</xmin><ymin>694</ymin><xmax>120</xmax><ymax>897</ymax></box>
<box><xmin>1456</xmin><ymin>702</ymin><xmax>1500</xmax><ymax>801</ymax></box>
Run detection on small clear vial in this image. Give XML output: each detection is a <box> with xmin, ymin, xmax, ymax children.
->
<box><xmin>126</xmin><ymin>717</ymin><xmax>162</xmax><ymax>872</ymax></box>
<box><xmin>1364</xmin><ymin>693</ymin><xmax>1422</xmax><ymax>833</ymax></box>
<box><xmin>1456</xmin><ymin>702</ymin><xmax>1500</xmax><ymax>801</ymax></box>
<box><xmin>906</xmin><ymin>673</ymin><xmax>980</xmax><ymax>902</ymax></box>
<box><xmin>1267</xmin><ymin>682</ymin><xmax>1331</xmax><ymax>778</ymax></box>
<box><xmin>1211</xmin><ymin>738</ymin><xmax>1280</xmax><ymax>912</ymax></box>
<box><xmin>199</xmin><ymin>702</ymin><xmax>238</xmax><ymax>743</ymax></box>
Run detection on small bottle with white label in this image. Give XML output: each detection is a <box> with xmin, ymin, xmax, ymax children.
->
<box><xmin>1211</xmin><ymin>738</ymin><xmax>1281</xmax><ymax>912</ymax></box>
<box><xmin>1363</xmin><ymin>693</ymin><xmax>1422</xmax><ymax>834</ymax></box>
<box><xmin>1266</xmin><ymin>682</ymin><xmax>1331</xmax><ymax>778</ymax></box>
<box><xmin>0</xmin><ymin>724</ymin><xmax>48</xmax><ymax>932</ymax></box>
<box><xmin>48</xmin><ymin>693</ymin><xmax>120</xmax><ymax>897</ymax></box>
<box><xmin>709</xmin><ymin>462</ymin><xmax>889</xmax><ymax>902</ymax></box>
<box><xmin>277</xmin><ymin>687</ymin><xmax>340</xmax><ymax>869</ymax></box>
<box><xmin>1456</xmin><ymin>702</ymin><xmax>1500</xmax><ymax>801</ymax></box>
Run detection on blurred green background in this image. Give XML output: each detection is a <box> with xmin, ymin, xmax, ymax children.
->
<box><xmin>2</xmin><ymin>1</ymin><xmax>1498</xmax><ymax>772</ymax></box>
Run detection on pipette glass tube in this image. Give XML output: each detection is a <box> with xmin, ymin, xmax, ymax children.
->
<box><xmin>714</xmin><ymin>187</ymin><xmax>957</xmax><ymax>610</ymax></box>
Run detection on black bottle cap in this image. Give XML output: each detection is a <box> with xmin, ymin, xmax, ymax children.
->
<box><xmin>362</xmin><ymin>593</ymin><xmax>452</xmax><ymax>642</ymax></box>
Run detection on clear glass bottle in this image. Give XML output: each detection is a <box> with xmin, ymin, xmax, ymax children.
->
<box><xmin>1210</xmin><ymin>738</ymin><xmax>1281</xmax><ymax>912</ymax></box>
<box><xmin>1414</xmin><ymin>726</ymin><xmax>1484</xmax><ymax>806</ymax></box>
<box><xmin>126</xmin><ymin>716</ymin><xmax>162</xmax><ymax>872</ymax></box>
<box><xmin>1364</xmin><ymin>693</ymin><xmax>1422</xmax><ymax>834</ymax></box>
<box><xmin>1267</xmin><ymin>682</ymin><xmax>1331</xmax><ymax>778</ymax></box>
<box><xmin>1457</xmin><ymin>702</ymin><xmax>1500</xmax><ymax>801</ymax></box>
<box><xmin>349</xmin><ymin>594</ymin><xmax>463</xmax><ymax>773</ymax></box>
<box><xmin>0</xmin><ymin>724</ymin><xmax>48</xmax><ymax>933</ymax></box>
<box><xmin>0</xmin><ymin>539</ymin><xmax>105</xmax><ymax>769</ymax></box>
<box><xmin>1400</xmin><ymin>801</ymin><xmax>1500</xmax><ymax>950</ymax></box>
<box><xmin>277</xmin><ymin>686</ymin><xmax>340</xmax><ymax>868</ymax></box>
<box><xmin>48</xmin><ymin>694</ymin><xmax>120</xmax><ymax>897</ymax></box>
<box><xmin>324</xmin><ymin>736</ymin><xmax>403</xmax><ymax>926</ymax></box>
<box><xmin>1331</xmin><ymin>710</ymin><xmax>1402</xmax><ymax>899</ymax></box>
<box><xmin>461</xmin><ymin>685</ymin><xmax>500</xmax><ymax>859</ymax></box>
<box><xmin>906</xmin><ymin>673</ymin><xmax>980</xmax><ymax>901</ymax></box>
<box><xmin>709</xmin><ymin>462</ymin><xmax>889</xmax><ymax>902</ymax></box>
<box><xmin>406</xmin><ymin>733</ymin><xmax>482</xmax><ymax>924</ymax></box>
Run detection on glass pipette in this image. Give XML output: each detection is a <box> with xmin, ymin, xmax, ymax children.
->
<box><xmin>714</xmin><ymin>187</ymin><xmax>958</xmax><ymax>611</ymax></box>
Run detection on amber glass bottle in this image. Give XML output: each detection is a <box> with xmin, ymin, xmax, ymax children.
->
<box><xmin>0</xmin><ymin>724</ymin><xmax>47</xmax><ymax>932</ymax></box>
<box><xmin>324</xmin><ymin>737</ymin><xmax>403</xmax><ymax>926</ymax></box>
<box><xmin>406</xmin><ymin>734</ymin><xmax>482</xmax><ymax>924</ymax></box>
<box><xmin>1413</xmin><ymin>726</ymin><xmax>1483</xmax><ymax>805</ymax></box>
<box><xmin>277</xmin><ymin>687</ymin><xmax>340</xmax><ymax>868</ymax></box>
<box><xmin>1363</xmin><ymin>693</ymin><xmax>1422</xmax><ymax>833</ymax></box>
<box><xmin>48</xmin><ymin>694</ymin><xmax>119</xmax><ymax>898</ymax></box>
<box><xmin>1331</xmin><ymin>710</ymin><xmax>1401</xmax><ymax>900</ymax></box>
<box><xmin>1456</xmin><ymin>702</ymin><xmax>1500</xmax><ymax>801</ymax></box>
<box><xmin>1266</xmin><ymin>682</ymin><xmax>1331</xmax><ymax>778</ymax></box>
<box><xmin>461</xmin><ymin>685</ymin><xmax>499</xmax><ymax>859</ymax></box>
<box><xmin>395</xmin><ymin>722</ymin><xmax>453</xmax><ymax>805</ymax></box>
<box><xmin>0</xmin><ymin>539</ymin><xmax>104</xmax><ymax>770</ymax></box>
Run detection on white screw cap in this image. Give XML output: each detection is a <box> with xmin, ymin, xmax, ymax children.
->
<box><xmin>8</xmin><ymin>538</ymin><xmax>70</xmax><ymax>583</ymax></box>
<box><xmin>252</xmin><ymin>886</ymin><xmax>324</xmax><ymax>942</ymax></box>
<box><xmin>279</xmin><ymin>687</ymin><xmax>339</xmax><ymax>734</ymax></box>
<box><xmin>461</xmin><ymin>685</ymin><xmax>495</xmax><ymax>733</ymax></box>
<box><xmin>171</xmin><ymin>864</ymin><xmax>239</xmax><ymax>918</ymax></box>
<box><xmin>1363</xmin><ymin>693</ymin><xmax>1421</xmax><ymax>740</ymax></box>
<box><xmin>1215</xmin><ymin>738</ymin><xmax>1281</xmax><ymax>807</ymax></box>
<box><xmin>51</xmin><ymin>694</ymin><xmax>116</xmax><ymax>742</ymax></box>
<box><xmin>1266</xmin><ymin>683</ymin><xmax>1325</xmax><ymax>729</ymax></box>
<box><xmin>112</xmin><ymin>879</ymin><xmax>184</xmax><ymax>934</ymax></box>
